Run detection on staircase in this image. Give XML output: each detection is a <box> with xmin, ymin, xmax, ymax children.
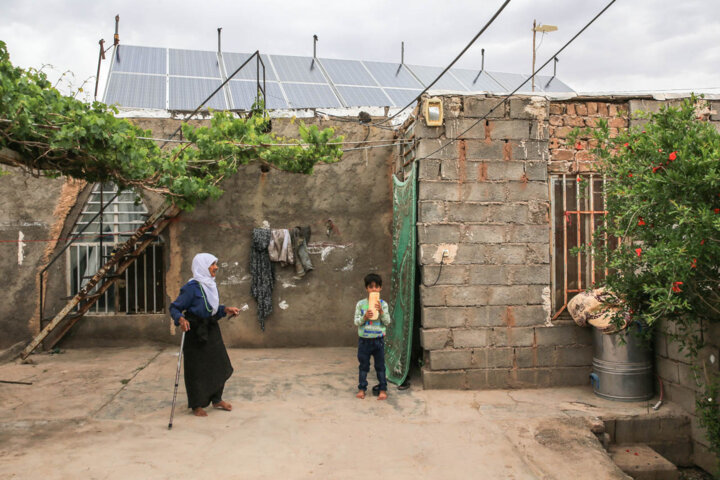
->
<box><xmin>20</xmin><ymin>203</ymin><xmax>180</xmax><ymax>360</ymax></box>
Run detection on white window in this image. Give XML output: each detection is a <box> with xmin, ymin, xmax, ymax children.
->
<box><xmin>69</xmin><ymin>183</ymin><xmax>164</xmax><ymax>314</ymax></box>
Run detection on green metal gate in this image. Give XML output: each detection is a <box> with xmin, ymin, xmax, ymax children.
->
<box><xmin>385</xmin><ymin>162</ymin><xmax>417</xmax><ymax>385</ymax></box>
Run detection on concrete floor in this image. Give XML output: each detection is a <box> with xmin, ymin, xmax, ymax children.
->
<box><xmin>0</xmin><ymin>346</ymin><xmax>684</xmax><ymax>479</ymax></box>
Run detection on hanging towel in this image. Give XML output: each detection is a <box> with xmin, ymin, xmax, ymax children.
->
<box><xmin>291</xmin><ymin>226</ymin><xmax>314</xmax><ymax>277</ymax></box>
<box><xmin>251</xmin><ymin>228</ymin><xmax>275</xmax><ymax>331</ymax></box>
<box><xmin>268</xmin><ymin>228</ymin><xmax>294</xmax><ymax>266</ymax></box>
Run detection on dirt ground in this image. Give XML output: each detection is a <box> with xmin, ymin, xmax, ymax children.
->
<box><xmin>0</xmin><ymin>346</ymin><xmax>682</xmax><ymax>479</ymax></box>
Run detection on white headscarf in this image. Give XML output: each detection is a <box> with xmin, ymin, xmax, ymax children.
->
<box><xmin>190</xmin><ymin>253</ymin><xmax>219</xmax><ymax>315</ymax></box>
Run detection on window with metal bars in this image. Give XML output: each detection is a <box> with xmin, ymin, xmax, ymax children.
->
<box><xmin>550</xmin><ymin>174</ymin><xmax>619</xmax><ymax>321</ymax></box>
<box><xmin>68</xmin><ymin>183</ymin><xmax>165</xmax><ymax>314</ymax></box>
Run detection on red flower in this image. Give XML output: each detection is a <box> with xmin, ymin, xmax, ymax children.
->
<box><xmin>672</xmin><ymin>281</ymin><xmax>683</xmax><ymax>293</ymax></box>
<box><xmin>637</xmin><ymin>217</ymin><xmax>646</xmax><ymax>226</ymax></box>
<box><xmin>635</xmin><ymin>247</ymin><xmax>642</xmax><ymax>257</ymax></box>
<box><xmin>575</xmin><ymin>142</ymin><xmax>583</xmax><ymax>150</ymax></box>
<box><xmin>701</xmin><ymin>239</ymin><xmax>706</xmax><ymax>245</ymax></box>
<box><xmin>652</xmin><ymin>166</ymin><xmax>663</xmax><ymax>173</ymax></box>
<box><xmin>691</xmin><ymin>258</ymin><xmax>697</xmax><ymax>269</ymax></box>
<box><xmin>628</xmin><ymin>172</ymin><xmax>633</xmax><ymax>178</ymax></box>
<box><xmin>623</xmin><ymin>142</ymin><xmax>629</xmax><ymax>148</ymax></box>
<box><xmin>658</xmin><ymin>148</ymin><xmax>663</xmax><ymax>152</ymax></box>
<box><xmin>669</xmin><ymin>151</ymin><xmax>677</xmax><ymax>161</ymax></box>
<box><xmin>715</xmin><ymin>208</ymin><xmax>720</xmax><ymax>215</ymax></box>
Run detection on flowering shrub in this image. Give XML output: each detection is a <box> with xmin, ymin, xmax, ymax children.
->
<box><xmin>572</xmin><ymin>97</ymin><xmax>720</xmax><ymax>473</ymax></box>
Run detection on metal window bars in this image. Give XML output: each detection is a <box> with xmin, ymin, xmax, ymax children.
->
<box><xmin>550</xmin><ymin>173</ymin><xmax>618</xmax><ymax>321</ymax></box>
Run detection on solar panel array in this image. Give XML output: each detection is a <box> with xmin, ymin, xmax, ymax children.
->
<box><xmin>104</xmin><ymin>44</ymin><xmax>574</xmax><ymax>111</ymax></box>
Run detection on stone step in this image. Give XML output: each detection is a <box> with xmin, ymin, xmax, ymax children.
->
<box><xmin>609</xmin><ymin>444</ymin><xmax>680</xmax><ymax>480</ymax></box>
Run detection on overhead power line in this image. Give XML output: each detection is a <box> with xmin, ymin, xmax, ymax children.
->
<box><xmin>414</xmin><ymin>0</ymin><xmax>618</xmax><ymax>163</ymax></box>
<box><xmin>372</xmin><ymin>0</ymin><xmax>512</xmax><ymax>127</ymax></box>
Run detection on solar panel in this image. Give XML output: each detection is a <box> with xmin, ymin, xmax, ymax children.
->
<box><xmin>269</xmin><ymin>55</ymin><xmax>328</xmax><ymax>83</ymax></box>
<box><xmin>282</xmin><ymin>83</ymin><xmax>341</xmax><ymax>109</ymax></box>
<box><xmin>169</xmin><ymin>77</ymin><xmax>227</xmax><ymax>110</ymax></box>
<box><xmin>361</xmin><ymin>61</ymin><xmax>422</xmax><ymax>89</ymax></box>
<box><xmin>535</xmin><ymin>75</ymin><xmax>574</xmax><ymax>93</ymax></box>
<box><xmin>169</xmin><ymin>49</ymin><xmax>221</xmax><ymax>78</ymax></box>
<box><xmin>319</xmin><ymin>58</ymin><xmax>376</xmax><ymax>86</ymax></box>
<box><xmin>383</xmin><ymin>88</ymin><xmax>422</xmax><ymax>107</ymax></box>
<box><xmin>112</xmin><ymin>45</ymin><xmax>166</xmax><ymax>75</ymax></box>
<box><xmin>406</xmin><ymin>65</ymin><xmax>467</xmax><ymax>91</ymax></box>
<box><xmin>104</xmin><ymin>73</ymin><xmax>166</xmax><ymax>109</ymax></box>
<box><xmin>450</xmin><ymin>69</ymin><xmax>506</xmax><ymax>92</ymax></box>
<box><xmin>223</xmin><ymin>53</ymin><xmax>276</xmax><ymax>81</ymax></box>
<box><xmin>487</xmin><ymin>71</ymin><xmax>533</xmax><ymax>92</ymax></box>
<box><xmin>336</xmin><ymin>86</ymin><xmax>391</xmax><ymax>107</ymax></box>
<box><xmin>228</xmin><ymin>80</ymin><xmax>288</xmax><ymax>110</ymax></box>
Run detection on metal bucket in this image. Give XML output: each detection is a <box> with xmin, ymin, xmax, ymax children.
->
<box><xmin>590</xmin><ymin>327</ymin><xmax>654</xmax><ymax>401</ymax></box>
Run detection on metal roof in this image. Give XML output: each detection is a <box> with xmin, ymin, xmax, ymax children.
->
<box><xmin>104</xmin><ymin>44</ymin><xmax>575</xmax><ymax>112</ymax></box>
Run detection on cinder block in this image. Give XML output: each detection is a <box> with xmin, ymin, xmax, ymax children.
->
<box><xmin>555</xmin><ymin>345</ymin><xmax>593</xmax><ymax>367</ymax></box>
<box><xmin>656</xmin><ymin>356</ymin><xmax>680</xmax><ymax>384</ymax></box>
<box><xmin>486</xmin><ymin>368</ymin><xmax>515</xmax><ymax>388</ymax></box>
<box><xmin>462</xmin><ymin>244</ymin><xmax>528</xmax><ymax>266</ymax></box>
<box><xmin>491</xmin><ymin>326</ymin><xmax>535</xmax><ymax>347</ymax></box>
<box><xmin>421</xmin><ymin>307</ymin><xmax>467</xmax><ymax>328</ymax></box>
<box><xmin>465</xmin><ymin>369</ymin><xmax>488</xmax><ymax>389</ymax></box>
<box><xmin>506</xmin><ymin>265</ymin><xmax>550</xmax><ymax>285</ymax></box>
<box><xmin>467</xmin><ymin>265</ymin><xmax>505</xmax><ymax>285</ymax></box>
<box><xmin>429</xmin><ymin>349</ymin><xmax>472</xmax><ymax>370</ymax></box>
<box><xmin>418</xmin><ymin>181</ymin><xmax>461</xmax><ymax>201</ymax></box>
<box><xmin>441</xmin><ymin>158</ymin><xmax>460</xmax><ymax>180</ymax></box>
<box><xmin>488</xmin><ymin>120</ymin><xmax>535</xmax><ymax>140</ymax></box>
<box><xmin>525</xmin><ymin>244</ymin><xmax>551</xmax><ymax>264</ymax></box>
<box><xmin>486</xmin><ymin>285</ymin><xmax>530</xmax><ymax>306</ymax></box>
<box><xmin>483</xmin><ymin>161</ymin><xmax>526</xmax><ymax>180</ymax></box>
<box><xmin>462</xmin><ymin>225</ymin><xmax>506</xmax><ymax>244</ymax></box>
<box><xmin>514</xmin><ymin>347</ymin><xmax>537</xmax><ymax>368</ymax></box>
<box><xmin>663</xmin><ymin>382</ymin><xmax>696</xmax><ymax>414</ymax></box>
<box><xmin>418</xmin><ymin>201</ymin><xmax>445</xmax><ymax>223</ymax></box>
<box><xmin>525</xmin><ymin>285</ymin><xmax>548</xmax><ymax>305</ymax></box>
<box><xmin>509</xmin><ymin>98</ymin><xmax>549</xmax><ymax>120</ymax></box>
<box><xmin>417</xmin><ymin>224</ymin><xmax>462</xmax><ymax>244</ymax></box>
<box><xmin>466</xmin><ymin>306</ymin><xmax>508</xmax><ymax>327</ymax></box>
<box><xmin>420</xmin><ymin>328</ymin><xmax>451</xmax><ymax>350</ymax></box>
<box><xmin>535</xmin><ymin>325</ymin><xmax>587</xmax><ymax>346</ymax></box>
<box><xmin>525</xmin><ymin>161</ymin><xmax>548</xmax><ymax>181</ymax></box>
<box><xmin>464</xmin><ymin>96</ymin><xmax>506</xmax><ymax>119</ymax></box>
<box><xmin>654</xmin><ymin>332</ymin><xmax>668</xmax><ymax>358</ymax></box>
<box><xmin>418</xmin><ymin>158</ymin><xmax>441</xmax><ymax>180</ymax></box>
<box><xmin>505</xmin><ymin>181</ymin><xmax>549</xmax><ymax>202</ymax></box>
<box><xmin>452</xmin><ymin>328</ymin><xmax>490</xmax><ymax>348</ymax></box>
<box><xmin>446</xmin><ymin>286</ymin><xmax>490</xmax><ymax>306</ymax></box>
<box><xmin>462</xmin><ymin>183</ymin><xmax>507</xmax><ymax>202</ymax></box>
<box><xmin>510</xmin><ymin>140</ymin><xmax>547</xmax><ymax>161</ymax></box>
<box><xmin>422</xmin><ymin>367</ymin><xmax>466</xmax><ymax>389</ymax></box>
<box><xmin>474</xmin><ymin>347</ymin><xmax>514</xmax><ymax>368</ymax></box>
<box><xmin>505</xmin><ymin>225</ymin><xmax>549</xmax><ymax>243</ymax></box>
<box><xmin>413</xmin><ymin>121</ymin><xmax>445</xmax><ymax>139</ymax></box>
<box><xmin>514</xmin><ymin>368</ymin><xmax>553</xmax><ymax>387</ymax></box>
<box><xmin>677</xmin><ymin>362</ymin><xmax>703</xmax><ymax>393</ymax></box>
<box><xmin>419</xmin><ymin>286</ymin><xmax>446</xmax><ymax>307</ymax></box>
<box><xmin>465</xmin><ymin>140</ymin><xmax>506</xmax><ymax>160</ymax></box>
<box><xmin>691</xmin><ymin>442</ymin><xmax>719</xmax><ymax>475</ymax></box>
<box><xmin>416</xmin><ymin>138</ymin><xmax>457</xmax><ymax>159</ymax></box>
<box><xmin>445</xmin><ymin>118</ymin><xmax>487</xmax><ymax>139</ymax></box>
<box><xmin>421</xmin><ymin>265</ymin><xmax>467</xmax><ymax>285</ymax></box>
<box><xmin>448</xmin><ymin>203</ymin><xmax>531</xmax><ymax>225</ymax></box>
<box><xmin>505</xmin><ymin>305</ymin><xmax>548</xmax><ymax>327</ymax></box>
<box><xmin>550</xmin><ymin>366</ymin><xmax>592</xmax><ymax>386</ymax></box>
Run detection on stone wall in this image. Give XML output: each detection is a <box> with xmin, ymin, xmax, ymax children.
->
<box><xmin>415</xmin><ymin>94</ymin><xmax>593</xmax><ymax>389</ymax></box>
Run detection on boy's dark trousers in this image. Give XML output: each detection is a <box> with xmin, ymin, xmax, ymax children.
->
<box><xmin>357</xmin><ymin>336</ymin><xmax>387</xmax><ymax>392</ymax></box>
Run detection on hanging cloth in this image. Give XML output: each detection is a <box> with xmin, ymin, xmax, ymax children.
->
<box><xmin>251</xmin><ymin>228</ymin><xmax>275</xmax><ymax>331</ymax></box>
<box><xmin>268</xmin><ymin>229</ymin><xmax>294</xmax><ymax>266</ymax></box>
<box><xmin>291</xmin><ymin>226</ymin><xmax>314</xmax><ymax>277</ymax></box>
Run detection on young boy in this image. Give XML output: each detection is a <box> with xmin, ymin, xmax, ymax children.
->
<box><xmin>354</xmin><ymin>273</ymin><xmax>391</xmax><ymax>400</ymax></box>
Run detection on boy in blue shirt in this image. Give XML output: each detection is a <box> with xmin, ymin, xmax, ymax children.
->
<box><xmin>354</xmin><ymin>273</ymin><xmax>391</xmax><ymax>400</ymax></box>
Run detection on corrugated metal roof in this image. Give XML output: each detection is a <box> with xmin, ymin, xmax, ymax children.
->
<box><xmin>104</xmin><ymin>44</ymin><xmax>575</xmax><ymax>111</ymax></box>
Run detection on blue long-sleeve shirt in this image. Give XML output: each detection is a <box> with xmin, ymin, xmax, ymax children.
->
<box><xmin>169</xmin><ymin>280</ymin><xmax>226</xmax><ymax>326</ymax></box>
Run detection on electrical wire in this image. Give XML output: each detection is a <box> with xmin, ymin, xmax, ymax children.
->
<box><xmin>414</xmin><ymin>0</ymin><xmax>618</xmax><ymax>163</ymax></box>
<box><xmin>371</xmin><ymin>0</ymin><xmax>512</xmax><ymax>127</ymax></box>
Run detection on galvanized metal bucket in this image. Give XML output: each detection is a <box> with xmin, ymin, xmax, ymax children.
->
<box><xmin>590</xmin><ymin>327</ymin><xmax>654</xmax><ymax>402</ymax></box>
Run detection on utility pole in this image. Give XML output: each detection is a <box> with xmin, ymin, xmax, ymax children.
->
<box><xmin>532</xmin><ymin>20</ymin><xmax>558</xmax><ymax>92</ymax></box>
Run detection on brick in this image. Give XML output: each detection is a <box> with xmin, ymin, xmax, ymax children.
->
<box><xmin>446</xmin><ymin>286</ymin><xmax>490</xmax><ymax>306</ymax></box>
<box><xmin>608</xmin><ymin>117</ymin><xmax>628</xmax><ymax>128</ymax></box>
<box><xmin>549</xmin><ymin>116</ymin><xmax>563</xmax><ymax>126</ymax></box>
<box><xmin>597</xmin><ymin>103</ymin><xmax>609</xmax><ymax>116</ymax></box>
<box><xmin>462</xmin><ymin>183</ymin><xmax>507</xmax><ymax>202</ymax></box>
<box><xmin>509</xmin><ymin>98</ymin><xmax>548</xmax><ymax>120</ymax></box>
<box><xmin>464</xmin><ymin>140</ymin><xmax>505</xmax><ymax>159</ymax></box>
<box><xmin>574</xmin><ymin>103</ymin><xmax>588</xmax><ymax>115</ymax></box>
<box><xmin>467</xmin><ymin>265</ymin><xmax>505</xmax><ymax>285</ymax></box>
<box><xmin>505</xmin><ymin>305</ymin><xmax>548</xmax><ymax>327</ymax></box>
<box><xmin>418</xmin><ymin>224</ymin><xmax>462</xmax><ymax>244</ymax></box>
<box><xmin>464</xmin><ymin>96</ymin><xmax>506</xmax><ymax>119</ymax></box>
<box><xmin>421</xmin><ymin>265</ymin><xmax>467</xmax><ymax>285</ymax></box>
<box><xmin>565</xmin><ymin>116</ymin><xmax>586</xmax><ymax>127</ymax></box>
<box><xmin>418</xmin><ymin>181</ymin><xmax>461</xmax><ymax>201</ymax></box>
<box><xmin>506</xmin><ymin>265</ymin><xmax>550</xmax><ymax>284</ymax></box>
<box><xmin>491</xmin><ymin>326</ymin><xmax>534</xmax><ymax>347</ymax></box>
<box><xmin>418</xmin><ymin>158</ymin><xmax>441</xmax><ymax>180</ymax></box>
<box><xmin>419</xmin><ymin>286</ymin><xmax>446</xmax><ymax>307</ymax></box>
<box><xmin>452</xmin><ymin>328</ymin><xmax>490</xmax><ymax>348</ymax></box>
<box><xmin>429</xmin><ymin>349</ymin><xmax>472</xmax><ymax>370</ymax></box>
<box><xmin>549</xmin><ymin>103</ymin><xmax>564</xmax><ymax>115</ymax></box>
<box><xmin>422</xmin><ymin>367</ymin><xmax>466</xmax><ymax>389</ymax></box>
<box><xmin>552</xmin><ymin>149</ymin><xmax>574</xmax><ymax>161</ymax></box>
<box><xmin>420</xmin><ymin>328</ymin><xmax>451</xmax><ymax>350</ymax></box>
<box><xmin>418</xmin><ymin>201</ymin><xmax>445</xmax><ymax>223</ymax></box>
<box><xmin>466</xmin><ymin>306</ymin><xmax>509</xmax><ymax>328</ymax></box>
<box><xmin>505</xmin><ymin>181</ymin><xmax>548</xmax><ymax>201</ymax></box>
<box><xmin>656</xmin><ymin>356</ymin><xmax>680</xmax><ymax>384</ymax></box>
<box><xmin>525</xmin><ymin>161</ymin><xmax>548</xmax><ymax>181</ymax></box>
<box><xmin>566</xmin><ymin>104</ymin><xmax>576</xmax><ymax>115</ymax></box>
<box><xmin>421</xmin><ymin>307</ymin><xmax>468</xmax><ymax>328</ymax></box>
<box><xmin>586</xmin><ymin>102</ymin><xmax>598</xmax><ymax>115</ymax></box>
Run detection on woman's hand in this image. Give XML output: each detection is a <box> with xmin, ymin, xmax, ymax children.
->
<box><xmin>226</xmin><ymin>306</ymin><xmax>240</xmax><ymax>316</ymax></box>
<box><xmin>179</xmin><ymin>317</ymin><xmax>190</xmax><ymax>332</ymax></box>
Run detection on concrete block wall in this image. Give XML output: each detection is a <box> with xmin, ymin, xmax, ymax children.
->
<box><xmin>415</xmin><ymin>95</ymin><xmax>593</xmax><ymax>389</ymax></box>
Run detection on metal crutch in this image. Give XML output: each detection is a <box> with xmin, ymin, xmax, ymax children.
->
<box><xmin>168</xmin><ymin>330</ymin><xmax>186</xmax><ymax>430</ymax></box>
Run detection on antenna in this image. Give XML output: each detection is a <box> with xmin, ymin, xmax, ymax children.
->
<box><xmin>473</xmin><ymin>48</ymin><xmax>485</xmax><ymax>84</ymax></box>
<box><xmin>396</xmin><ymin>41</ymin><xmax>405</xmax><ymax>75</ymax></box>
<box><xmin>217</xmin><ymin>27</ymin><xmax>222</xmax><ymax>54</ymax></box>
<box><xmin>544</xmin><ymin>57</ymin><xmax>559</xmax><ymax>89</ymax></box>
<box><xmin>313</xmin><ymin>34</ymin><xmax>318</xmax><ymax>58</ymax></box>
<box><xmin>113</xmin><ymin>15</ymin><xmax>120</xmax><ymax>47</ymax></box>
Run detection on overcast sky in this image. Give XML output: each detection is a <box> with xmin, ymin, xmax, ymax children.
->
<box><xmin>2</xmin><ymin>0</ymin><xmax>719</xmax><ymax>100</ymax></box>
